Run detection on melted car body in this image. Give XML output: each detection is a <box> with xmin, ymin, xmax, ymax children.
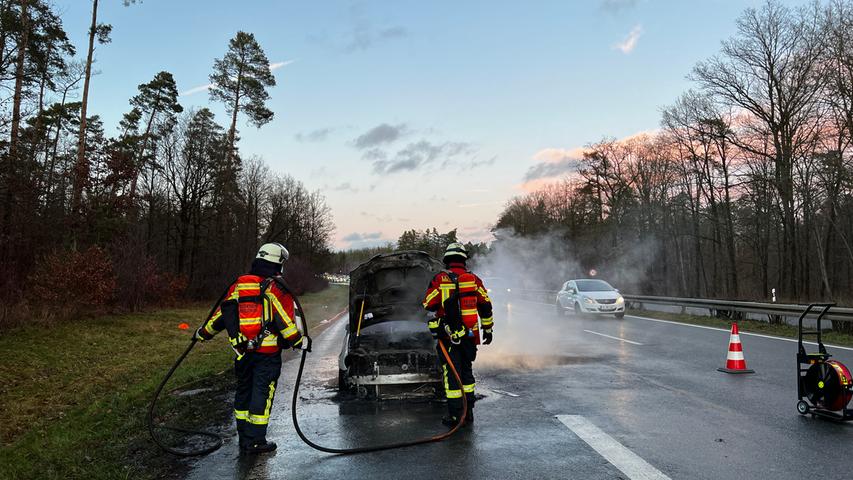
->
<box><xmin>338</xmin><ymin>251</ymin><xmax>444</xmax><ymax>399</ymax></box>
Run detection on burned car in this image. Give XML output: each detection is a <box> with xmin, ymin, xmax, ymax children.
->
<box><xmin>338</xmin><ymin>251</ymin><xmax>444</xmax><ymax>399</ymax></box>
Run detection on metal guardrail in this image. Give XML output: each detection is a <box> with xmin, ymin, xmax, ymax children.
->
<box><xmin>512</xmin><ymin>289</ymin><xmax>853</xmax><ymax>323</ymax></box>
<box><xmin>623</xmin><ymin>295</ymin><xmax>853</xmax><ymax>323</ymax></box>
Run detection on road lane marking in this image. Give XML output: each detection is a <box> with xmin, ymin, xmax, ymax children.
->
<box><xmin>584</xmin><ymin>329</ymin><xmax>643</xmax><ymax>345</ymax></box>
<box><xmin>627</xmin><ymin>315</ymin><xmax>853</xmax><ymax>352</ymax></box>
<box><xmin>557</xmin><ymin>415</ymin><xmax>670</xmax><ymax>480</ymax></box>
<box><xmin>491</xmin><ymin>389</ymin><xmax>520</xmax><ymax>397</ymax></box>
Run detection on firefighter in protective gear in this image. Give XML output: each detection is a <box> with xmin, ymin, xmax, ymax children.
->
<box><xmin>195</xmin><ymin>242</ymin><xmax>311</xmax><ymax>454</ymax></box>
<box><xmin>423</xmin><ymin>242</ymin><xmax>493</xmax><ymax>428</ymax></box>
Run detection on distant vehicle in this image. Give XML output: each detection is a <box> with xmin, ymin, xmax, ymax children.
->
<box><xmin>480</xmin><ymin>276</ymin><xmax>513</xmax><ymax>302</ymax></box>
<box><xmin>555</xmin><ymin>279</ymin><xmax>625</xmax><ymax>319</ymax></box>
<box><xmin>338</xmin><ymin>251</ymin><xmax>444</xmax><ymax>399</ymax></box>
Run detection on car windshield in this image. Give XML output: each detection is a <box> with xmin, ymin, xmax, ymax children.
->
<box><xmin>575</xmin><ymin>280</ymin><xmax>614</xmax><ymax>292</ymax></box>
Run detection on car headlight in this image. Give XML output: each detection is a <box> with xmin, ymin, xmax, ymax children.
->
<box><xmin>506</xmin><ymin>288</ymin><xmax>511</xmax><ymax>293</ymax></box>
<box><xmin>616</xmin><ymin>296</ymin><xmax>624</xmax><ymax>304</ymax></box>
<box><xmin>583</xmin><ymin>296</ymin><xmax>595</xmax><ymax>304</ymax></box>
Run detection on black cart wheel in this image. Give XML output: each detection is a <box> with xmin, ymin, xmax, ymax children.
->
<box><xmin>797</xmin><ymin>400</ymin><xmax>810</xmax><ymax>415</ymax></box>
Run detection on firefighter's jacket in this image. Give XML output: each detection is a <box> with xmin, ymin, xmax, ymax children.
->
<box><xmin>422</xmin><ymin>263</ymin><xmax>493</xmax><ymax>344</ymax></box>
<box><xmin>199</xmin><ymin>274</ymin><xmax>303</xmax><ymax>354</ymax></box>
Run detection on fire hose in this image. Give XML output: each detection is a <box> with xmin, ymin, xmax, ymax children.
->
<box><xmin>146</xmin><ymin>283</ymin><xmax>231</xmax><ymax>457</ymax></box>
<box><xmin>149</xmin><ymin>282</ymin><xmax>467</xmax><ymax>457</ymax></box>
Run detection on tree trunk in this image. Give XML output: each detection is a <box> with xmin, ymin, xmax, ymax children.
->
<box><xmin>129</xmin><ymin>99</ymin><xmax>162</xmax><ymax>202</ymax></box>
<box><xmin>71</xmin><ymin>0</ymin><xmax>99</xmax><ymax>235</ymax></box>
<box><xmin>2</xmin><ymin>0</ymin><xmax>30</xmax><ymax>274</ymax></box>
<box><xmin>8</xmin><ymin>0</ymin><xmax>29</xmax><ymax>162</ymax></box>
<box><xmin>227</xmin><ymin>63</ymin><xmax>244</xmax><ymax>167</ymax></box>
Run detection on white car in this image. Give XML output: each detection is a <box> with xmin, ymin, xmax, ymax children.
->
<box><xmin>556</xmin><ymin>279</ymin><xmax>625</xmax><ymax>319</ymax></box>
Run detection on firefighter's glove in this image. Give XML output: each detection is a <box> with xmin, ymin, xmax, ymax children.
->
<box><xmin>230</xmin><ymin>333</ymin><xmax>249</xmax><ymax>356</ymax></box>
<box><xmin>193</xmin><ymin>328</ymin><xmax>206</xmax><ymax>342</ymax></box>
<box><xmin>293</xmin><ymin>335</ymin><xmax>312</xmax><ymax>352</ymax></box>
<box><xmin>428</xmin><ymin>315</ymin><xmax>442</xmax><ymax>340</ymax></box>
<box><xmin>482</xmin><ymin>328</ymin><xmax>493</xmax><ymax>345</ymax></box>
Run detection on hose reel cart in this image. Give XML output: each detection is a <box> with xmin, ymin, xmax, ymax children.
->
<box><xmin>796</xmin><ymin>303</ymin><xmax>853</xmax><ymax>421</ymax></box>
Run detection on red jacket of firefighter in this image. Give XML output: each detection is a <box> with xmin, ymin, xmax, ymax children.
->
<box><xmin>199</xmin><ymin>274</ymin><xmax>303</xmax><ymax>353</ymax></box>
<box><xmin>422</xmin><ymin>263</ymin><xmax>493</xmax><ymax>344</ymax></box>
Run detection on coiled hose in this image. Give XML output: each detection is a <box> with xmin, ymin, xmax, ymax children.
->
<box><xmin>146</xmin><ymin>285</ymin><xmax>231</xmax><ymax>456</ymax></box>
<box><xmin>148</xmin><ymin>281</ymin><xmax>466</xmax><ymax>457</ymax></box>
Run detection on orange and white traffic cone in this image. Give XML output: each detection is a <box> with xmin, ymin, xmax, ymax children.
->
<box><xmin>717</xmin><ymin>322</ymin><xmax>754</xmax><ymax>374</ymax></box>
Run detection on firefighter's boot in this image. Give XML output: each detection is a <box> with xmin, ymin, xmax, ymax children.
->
<box><xmin>241</xmin><ymin>440</ymin><xmax>277</xmax><ymax>455</ymax></box>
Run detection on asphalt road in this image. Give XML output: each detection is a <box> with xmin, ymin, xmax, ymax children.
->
<box><xmin>183</xmin><ymin>298</ymin><xmax>853</xmax><ymax>480</ymax></box>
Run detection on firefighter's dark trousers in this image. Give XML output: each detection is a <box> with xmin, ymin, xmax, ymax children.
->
<box><xmin>234</xmin><ymin>351</ymin><xmax>282</xmax><ymax>446</ymax></box>
<box><xmin>440</xmin><ymin>339</ymin><xmax>477</xmax><ymax>420</ymax></box>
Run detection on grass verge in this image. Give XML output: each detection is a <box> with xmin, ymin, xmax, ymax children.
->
<box><xmin>627</xmin><ymin>308</ymin><xmax>853</xmax><ymax>347</ymax></box>
<box><xmin>0</xmin><ymin>284</ymin><xmax>348</xmax><ymax>480</ymax></box>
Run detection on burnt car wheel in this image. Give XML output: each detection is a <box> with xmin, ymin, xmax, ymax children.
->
<box><xmin>338</xmin><ymin>369</ymin><xmax>348</xmax><ymax>392</ymax></box>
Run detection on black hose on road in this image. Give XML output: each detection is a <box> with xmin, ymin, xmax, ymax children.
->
<box><xmin>147</xmin><ymin>285</ymin><xmax>231</xmax><ymax>457</ymax></box>
<box><xmin>285</xmin><ymin>285</ymin><xmax>468</xmax><ymax>455</ymax></box>
<box><xmin>148</xmin><ymin>280</ymin><xmax>467</xmax><ymax>457</ymax></box>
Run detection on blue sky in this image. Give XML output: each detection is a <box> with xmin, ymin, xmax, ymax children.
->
<box><xmin>56</xmin><ymin>0</ymin><xmax>790</xmax><ymax>249</ymax></box>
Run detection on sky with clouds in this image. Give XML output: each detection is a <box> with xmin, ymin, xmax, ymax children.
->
<box><xmin>57</xmin><ymin>0</ymin><xmax>795</xmax><ymax>250</ymax></box>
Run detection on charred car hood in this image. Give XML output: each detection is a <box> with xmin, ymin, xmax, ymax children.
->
<box><xmin>348</xmin><ymin>250</ymin><xmax>444</xmax><ymax>332</ymax></box>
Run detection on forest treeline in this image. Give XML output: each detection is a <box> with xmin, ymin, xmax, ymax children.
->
<box><xmin>327</xmin><ymin>228</ymin><xmax>488</xmax><ymax>274</ymax></box>
<box><xmin>496</xmin><ymin>0</ymin><xmax>853</xmax><ymax>307</ymax></box>
<box><xmin>0</xmin><ymin>1</ymin><xmax>333</xmax><ymax>326</ymax></box>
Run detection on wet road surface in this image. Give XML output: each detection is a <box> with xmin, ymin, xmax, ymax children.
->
<box><xmin>183</xmin><ymin>299</ymin><xmax>853</xmax><ymax>479</ymax></box>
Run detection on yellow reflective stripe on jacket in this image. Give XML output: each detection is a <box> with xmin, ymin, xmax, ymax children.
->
<box><xmin>239</xmin><ymin>316</ymin><xmax>262</xmax><ymax>326</ymax></box>
<box><xmin>428</xmin><ymin>319</ymin><xmax>440</xmax><ymax>329</ymax></box>
<box><xmin>423</xmin><ymin>289</ymin><xmax>440</xmax><ymax>307</ymax></box>
<box><xmin>280</xmin><ymin>324</ymin><xmax>299</xmax><ymax>339</ymax></box>
<box><xmin>458</xmin><ymin>281</ymin><xmax>477</xmax><ymax>289</ymax></box>
<box><xmin>234</xmin><ymin>410</ymin><xmax>249</xmax><ymax>421</ymax></box>
<box><xmin>268</xmin><ymin>291</ymin><xmax>295</xmax><ymax>326</ymax></box>
<box><xmin>477</xmin><ymin>287</ymin><xmax>491</xmax><ymax>302</ymax></box>
<box><xmin>481</xmin><ymin>316</ymin><xmax>493</xmax><ymax>327</ymax></box>
<box><xmin>461</xmin><ymin>308</ymin><xmax>478</xmax><ymax>316</ymax></box>
<box><xmin>463</xmin><ymin>383</ymin><xmax>475</xmax><ymax>393</ymax></box>
<box><xmin>204</xmin><ymin>309</ymin><xmax>222</xmax><ymax>334</ymax></box>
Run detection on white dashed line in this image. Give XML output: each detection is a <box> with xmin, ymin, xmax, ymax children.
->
<box><xmin>557</xmin><ymin>415</ymin><xmax>671</xmax><ymax>480</ymax></box>
<box><xmin>583</xmin><ymin>329</ymin><xmax>643</xmax><ymax>346</ymax></box>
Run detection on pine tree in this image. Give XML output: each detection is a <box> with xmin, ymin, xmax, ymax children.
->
<box><xmin>208</xmin><ymin>31</ymin><xmax>276</xmax><ymax>166</ymax></box>
<box><xmin>127</xmin><ymin>71</ymin><xmax>182</xmax><ymax>200</ymax></box>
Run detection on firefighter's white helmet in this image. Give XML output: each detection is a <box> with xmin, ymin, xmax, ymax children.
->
<box><xmin>256</xmin><ymin>242</ymin><xmax>289</xmax><ymax>264</ymax></box>
<box><xmin>443</xmin><ymin>242</ymin><xmax>468</xmax><ymax>262</ymax></box>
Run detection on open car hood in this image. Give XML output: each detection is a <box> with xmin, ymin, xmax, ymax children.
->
<box><xmin>348</xmin><ymin>250</ymin><xmax>444</xmax><ymax>332</ymax></box>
